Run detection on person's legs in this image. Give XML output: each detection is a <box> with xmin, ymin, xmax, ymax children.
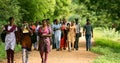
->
<box><xmin>85</xmin><ymin>34</ymin><xmax>89</xmax><ymax>51</ymax></box>
<box><xmin>54</xmin><ymin>36</ymin><xmax>58</xmax><ymax>50</ymax></box>
<box><xmin>55</xmin><ymin>34</ymin><xmax>60</xmax><ymax>51</ymax></box>
<box><xmin>60</xmin><ymin>37</ymin><xmax>64</xmax><ymax>50</ymax></box>
<box><xmin>52</xmin><ymin>34</ymin><xmax>56</xmax><ymax>49</ymax></box>
<box><xmin>44</xmin><ymin>52</ymin><xmax>48</xmax><ymax>63</ymax></box>
<box><xmin>74</xmin><ymin>33</ymin><xmax>79</xmax><ymax>50</ymax></box>
<box><xmin>10</xmin><ymin>49</ymin><xmax>14</xmax><ymax>63</ymax></box>
<box><xmin>40</xmin><ymin>51</ymin><xmax>44</xmax><ymax>63</ymax></box>
<box><xmin>22</xmin><ymin>48</ymin><xmax>28</xmax><ymax>63</ymax></box>
<box><xmin>88</xmin><ymin>35</ymin><xmax>92</xmax><ymax>50</ymax></box>
<box><xmin>6</xmin><ymin>49</ymin><xmax>10</xmax><ymax>63</ymax></box>
<box><xmin>68</xmin><ymin>41</ymin><xmax>71</xmax><ymax>51</ymax></box>
<box><xmin>71</xmin><ymin>42</ymin><xmax>74</xmax><ymax>50</ymax></box>
<box><xmin>33</xmin><ymin>42</ymin><xmax>37</xmax><ymax>50</ymax></box>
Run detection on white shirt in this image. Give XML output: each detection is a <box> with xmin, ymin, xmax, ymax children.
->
<box><xmin>5</xmin><ymin>25</ymin><xmax>17</xmax><ymax>50</ymax></box>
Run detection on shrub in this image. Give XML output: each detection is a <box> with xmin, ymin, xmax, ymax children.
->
<box><xmin>95</xmin><ymin>38</ymin><xmax>120</xmax><ymax>49</ymax></box>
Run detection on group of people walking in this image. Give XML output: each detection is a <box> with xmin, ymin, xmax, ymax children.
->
<box><xmin>52</xmin><ymin>18</ymin><xmax>81</xmax><ymax>52</ymax></box>
<box><xmin>2</xmin><ymin>17</ymin><xmax>93</xmax><ymax>63</ymax></box>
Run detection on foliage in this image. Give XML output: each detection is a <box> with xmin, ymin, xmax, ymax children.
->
<box><xmin>92</xmin><ymin>45</ymin><xmax>120</xmax><ymax>63</ymax></box>
<box><xmin>95</xmin><ymin>39</ymin><xmax>120</xmax><ymax>48</ymax></box>
<box><xmin>0</xmin><ymin>0</ymin><xmax>120</xmax><ymax>29</ymax></box>
<box><xmin>92</xmin><ymin>28</ymin><xmax>120</xmax><ymax>63</ymax></box>
<box><xmin>18</xmin><ymin>0</ymin><xmax>72</xmax><ymax>22</ymax></box>
<box><xmin>72</xmin><ymin>0</ymin><xmax>120</xmax><ymax>29</ymax></box>
<box><xmin>0</xmin><ymin>0</ymin><xmax>21</xmax><ymax>22</ymax></box>
<box><xmin>94</xmin><ymin>27</ymin><xmax>120</xmax><ymax>42</ymax></box>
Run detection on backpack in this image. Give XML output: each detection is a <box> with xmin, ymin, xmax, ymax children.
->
<box><xmin>0</xmin><ymin>25</ymin><xmax>8</xmax><ymax>43</ymax></box>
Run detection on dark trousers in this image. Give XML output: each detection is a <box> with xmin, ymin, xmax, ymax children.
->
<box><xmin>52</xmin><ymin>34</ymin><xmax>56</xmax><ymax>49</ymax></box>
<box><xmin>85</xmin><ymin>34</ymin><xmax>92</xmax><ymax>51</ymax></box>
<box><xmin>74</xmin><ymin>33</ymin><xmax>79</xmax><ymax>50</ymax></box>
<box><xmin>6</xmin><ymin>49</ymin><xmax>14</xmax><ymax>63</ymax></box>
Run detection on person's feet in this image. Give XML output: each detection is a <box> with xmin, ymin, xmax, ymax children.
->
<box><xmin>34</xmin><ymin>48</ymin><xmax>37</xmax><ymax>50</ymax></box>
<box><xmin>63</xmin><ymin>48</ymin><xmax>66</xmax><ymax>50</ymax></box>
<box><xmin>56</xmin><ymin>49</ymin><xmax>60</xmax><ymax>51</ymax></box>
<box><xmin>76</xmin><ymin>48</ymin><xmax>78</xmax><ymax>51</ymax></box>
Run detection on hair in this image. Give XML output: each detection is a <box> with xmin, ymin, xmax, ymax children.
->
<box><xmin>54</xmin><ymin>19</ymin><xmax>58</xmax><ymax>22</ymax></box>
<box><xmin>86</xmin><ymin>18</ymin><xmax>90</xmax><ymax>22</ymax></box>
<box><xmin>86</xmin><ymin>18</ymin><xmax>90</xmax><ymax>25</ymax></box>
<box><xmin>75</xmin><ymin>18</ymin><xmax>78</xmax><ymax>22</ymax></box>
<box><xmin>9</xmin><ymin>17</ymin><xmax>14</xmax><ymax>21</ymax></box>
<box><xmin>67</xmin><ymin>23</ymin><xmax>70</xmax><ymax>26</ymax></box>
<box><xmin>46</xmin><ymin>18</ymin><xmax>50</xmax><ymax>21</ymax></box>
<box><xmin>42</xmin><ymin>19</ymin><xmax>46</xmax><ymax>23</ymax></box>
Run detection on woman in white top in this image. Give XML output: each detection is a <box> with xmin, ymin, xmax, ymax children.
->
<box><xmin>4</xmin><ymin>17</ymin><xmax>17</xmax><ymax>63</ymax></box>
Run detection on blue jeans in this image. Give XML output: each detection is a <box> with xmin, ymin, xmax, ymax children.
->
<box><xmin>85</xmin><ymin>34</ymin><xmax>92</xmax><ymax>51</ymax></box>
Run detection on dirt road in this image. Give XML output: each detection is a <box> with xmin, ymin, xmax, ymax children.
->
<box><xmin>1</xmin><ymin>37</ymin><xmax>99</xmax><ymax>63</ymax></box>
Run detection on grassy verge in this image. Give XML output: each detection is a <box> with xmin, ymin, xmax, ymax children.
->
<box><xmin>91</xmin><ymin>39</ymin><xmax>120</xmax><ymax>63</ymax></box>
<box><xmin>0</xmin><ymin>42</ymin><xmax>21</xmax><ymax>60</ymax></box>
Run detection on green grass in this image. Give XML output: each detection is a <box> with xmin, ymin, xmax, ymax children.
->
<box><xmin>92</xmin><ymin>46</ymin><xmax>120</xmax><ymax>63</ymax></box>
<box><xmin>0</xmin><ymin>42</ymin><xmax>21</xmax><ymax>60</ymax></box>
<box><xmin>92</xmin><ymin>28</ymin><xmax>120</xmax><ymax>63</ymax></box>
<box><xmin>94</xmin><ymin>53</ymin><xmax>120</xmax><ymax>63</ymax></box>
<box><xmin>92</xmin><ymin>38</ymin><xmax>120</xmax><ymax>63</ymax></box>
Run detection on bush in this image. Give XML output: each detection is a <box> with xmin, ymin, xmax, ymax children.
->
<box><xmin>95</xmin><ymin>38</ymin><xmax>120</xmax><ymax>49</ymax></box>
<box><xmin>94</xmin><ymin>27</ymin><xmax>120</xmax><ymax>41</ymax></box>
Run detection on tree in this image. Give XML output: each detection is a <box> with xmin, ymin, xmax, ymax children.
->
<box><xmin>0</xmin><ymin>0</ymin><xmax>21</xmax><ymax>22</ymax></box>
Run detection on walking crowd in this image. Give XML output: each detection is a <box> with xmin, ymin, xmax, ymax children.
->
<box><xmin>1</xmin><ymin>17</ymin><xmax>93</xmax><ymax>63</ymax></box>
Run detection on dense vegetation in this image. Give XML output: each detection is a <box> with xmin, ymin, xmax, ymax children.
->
<box><xmin>0</xmin><ymin>0</ymin><xmax>120</xmax><ymax>30</ymax></box>
<box><xmin>92</xmin><ymin>28</ymin><xmax>120</xmax><ymax>63</ymax></box>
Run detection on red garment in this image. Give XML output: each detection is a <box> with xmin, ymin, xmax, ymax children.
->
<box><xmin>31</xmin><ymin>25</ymin><xmax>36</xmax><ymax>31</ymax></box>
<box><xmin>60</xmin><ymin>25</ymin><xmax>66</xmax><ymax>49</ymax></box>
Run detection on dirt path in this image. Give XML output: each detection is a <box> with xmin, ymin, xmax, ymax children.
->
<box><xmin>1</xmin><ymin>36</ymin><xmax>99</xmax><ymax>63</ymax></box>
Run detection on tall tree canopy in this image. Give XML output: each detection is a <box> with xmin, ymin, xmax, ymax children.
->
<box><xmin>0</xmin><ymin>0</ymin><xmax>120</xmax><ymax>30</ymax></box>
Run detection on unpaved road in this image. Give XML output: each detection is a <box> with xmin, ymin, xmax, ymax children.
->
<box><xmin>1</xmin><ymin>37</ymin><xmax>99</xmax><ymax>63</ymax></box>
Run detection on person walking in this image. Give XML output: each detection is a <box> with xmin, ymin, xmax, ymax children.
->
<box><xmin>67</xmin><ymin>21</ymin><xmax>76</xmax><ymax>52</ymax></box>
<box><xmin>35</xmin><ymin>21</ymin><xmax>41</xmax><ymax>50</ymax></box>
<box><xmin>4</xmin><ymin>17</ymin><xmax>18</xmax><ymax>63</ymax></box>
<box><xmin>38</xmin><ymin>19</ymin><xmax>52</xmax><ymax>63</ymax></box>
<box><xmin>83</xmin><ymin>19</ymin><xmax>93</xmax><ymax>51</ymax></box>
<box><xmin>30</xmin><ymin>22</ymin><xmax>37</xmax><ymax>50</ymax></box>
<box><xmin>21</xmin><ymin>21</ymin><xmax>32</xmax><ymax>63</ymax></box>
<box><xmin>53</xmin><ymin>19</ymin><xmax>61</xmax><ymax>51</ymax></box>
<box><xmin>74</xmin><ymin>18</ymin><xmax>81</xmax><ymax>50</ymax></box>
<box><xmin>60</xmin><ymin>21</ymin><xmax>66</xmax><ymax>50</ymax></box>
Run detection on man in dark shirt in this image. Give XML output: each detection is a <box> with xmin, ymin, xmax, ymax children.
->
<box><xmin>83</xmin><ymin>19</ymin><xmax>93</xmax><ymax>51</ymax></box>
